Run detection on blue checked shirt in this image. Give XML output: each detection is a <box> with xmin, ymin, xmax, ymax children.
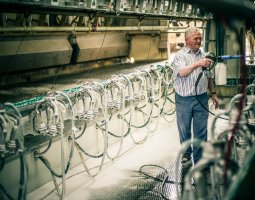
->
<box><xmin>172</xmin><ymin>47</ymin><xmax>213</xmax><ymax>96</ymax></box>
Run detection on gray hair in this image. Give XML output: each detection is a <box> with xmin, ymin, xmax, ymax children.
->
<box><xmin>185</xmin><ymin>27</ymin><xmax>201</xmax><ymax>38</ymax></box>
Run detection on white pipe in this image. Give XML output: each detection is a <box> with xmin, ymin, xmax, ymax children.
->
<box><xmin>0</xmin><ymin>26</ymin><xmax>205</xmax><ymax>32</ymax></box>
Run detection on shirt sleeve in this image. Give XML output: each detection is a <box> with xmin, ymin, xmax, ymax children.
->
<box><xmin>172</xmin><ymin>53</ymin><xmax>186</xmax><ymax>78</ymax></box>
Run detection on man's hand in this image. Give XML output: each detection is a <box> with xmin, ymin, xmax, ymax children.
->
<box><xmin>196</xmin><ymin>58</ymin><xmax>212</xmax><ymax>69</ymax></box>
<box><xmin>211</xmin><ymin>94</ymin><xmax>219</xmax><ymax>109</ymax></box>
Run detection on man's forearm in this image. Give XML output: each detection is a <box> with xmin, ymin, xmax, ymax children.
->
<box><xmin>208</xmin><ymin>77</ymin><xmax>216</xmax><ymax>94</ymax></box>
<box><xmin>178</xmin><ymin>63</ymin><xmax>198</xmax><ymax>77</ymax></box>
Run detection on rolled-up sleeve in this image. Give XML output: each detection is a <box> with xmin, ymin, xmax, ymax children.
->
<box><xmin>172</xmin><ymin>54</ymin><xmax>186</xmax><ymax>78</ymax></box>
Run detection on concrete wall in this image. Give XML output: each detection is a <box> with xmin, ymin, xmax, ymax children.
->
<box><xmin>129</xmin><ymin>34</ymin><xmax>168</xmax><ymax>61</ymax></box>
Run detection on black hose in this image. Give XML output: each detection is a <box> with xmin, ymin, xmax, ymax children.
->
<box><xmin>0</xmin><ymin>157</ymin><xmax>4</xmax><ymax>172</ymax></box>
<box><xmin>0</xmin><ymin>184</ymin><xmax>14</xmax><ymax>200</ymax></box>
<box><xmin>0</xmin><ymin>139</ymin><xmax>28</xmax><ymax>200</ymax></box>
<box><xmin>139</xmin><ymin>163</ymin><xmax>217</xmax><ymax>200</ymax></box>
<box><xmin>162</xmin><ymin>97</ymin><xmax>176</xmax><ymax>115</ymax></box>
<box><xmin>34</xmin><ymin>137</ymin><xmax>52</xmax><ymax>157</ymax></box>
<box><xmin>37</xmin><ymin>156</ymin><xmax>70</xmax><ymax>178</ymax></box>
<box><xmin>75</xmin><ymin>121</ymin><xmax>87</xmax><ymax>140</ymax></box>
<box><xmin>74</xmin><ymin>141</ymin><xmax>104</xmax><ymax>158</ymax></box>
<box><xmin>18</xmin><ymin>150</ymin><xmax>27</xmax><ymax>200</ymax></box>
<box><xmin>131</xmin><ymin>108</ymin><xmax>153</xmax><ymax>128</ymax></box>
<box><xmin>195</xmin><ymin>72</ymin><xmax>228</xmax><ymax>120</ymax></box>
<box><xmin>36</xmin><ymin>135</ymin><xmax>74</xmax><ymax>178</ymax></box>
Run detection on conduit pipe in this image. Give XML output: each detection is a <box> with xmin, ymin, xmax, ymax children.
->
<box><xmin>0</xmin><ymin>26</ymin><xmax>204</xmax><ymax>33</ymax></box>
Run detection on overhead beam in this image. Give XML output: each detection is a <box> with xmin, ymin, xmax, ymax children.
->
<box><xmin>0</xmin><ymin>1</ymin><xmax>209</xmax><ymax>21</ymax></box>
<box><xmin>182</xmin><ymin>0</ymin><xmax>255</xmax><ymax>18</ymax></box>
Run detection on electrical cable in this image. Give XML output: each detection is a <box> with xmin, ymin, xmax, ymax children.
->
<box><xmin>79</xmin><ymin>20</ymin><xmax>109</xmax><ymax>81</ymax></box>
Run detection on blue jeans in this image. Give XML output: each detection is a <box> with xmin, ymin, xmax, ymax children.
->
<box><xmin>175</xmin><ymin>92</ymin><xmax>209</xmax><ymax>163</ymax></box>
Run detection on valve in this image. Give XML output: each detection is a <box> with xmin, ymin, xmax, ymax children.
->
<box><xmin>49</xmin><ymin>124</ymin><xmax>57</xmax><ymax>136</ymax></box>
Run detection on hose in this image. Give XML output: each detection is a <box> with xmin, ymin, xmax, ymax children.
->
<box><xmin>17</xmin><ymin>147</ymin><xmax>27</xmax><ymax>200</ymax></box>
<box><xmin>33</xmin><ymin>92</ymin><xmax>76</xmax><ymax>199</ymax></box>
<box><xmin>3</xmin><ymin>103</ymin><xmax>28</xmax><ymax>200</ymax></box>
<box><xmin>74</xmin><ymin>82</ymin><xmax>108</xmax><ymax>177</ymax></box>
<box><xmin>104</xmin><ymin>79</ymin><xmax>125</xmax><ymax>160</ymax></box>
<box><xmin>144</xmin><ymin>68</ymin><xmax>162</xmax><ymax>132</ymax></box>
<box><xmin>74</xmin><ymin>121</ymin><xmax>87</xmax><ymax>140</ymax></box>
<box><xmin>131</xmin><ymin>73</ymin><xmax>153</xmax><ymax>130</ymax></box>
<box><xmin>33</xmin><ymin>137</ymin><xmax>52</xmax><ymax>157</ymax></box>
<box><xmin>158</xmin><ymin>64</ymin><xmax>176</xmax><ymax>122</ymax></box>
<box><xmin>174</xmin><ymin>139</ymin><xmax>203</xmax><ymax>200</ymax></box>
<box><xmin>0</xmin><ymin>184</ymin><xmax>15</xmax><ymax>200</ymax></box>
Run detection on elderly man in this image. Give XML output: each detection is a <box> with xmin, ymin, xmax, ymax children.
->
<box><xmin>172</xmin><ymin>27</ymin><xmax>219</xmax><ymax>164</ymax></box>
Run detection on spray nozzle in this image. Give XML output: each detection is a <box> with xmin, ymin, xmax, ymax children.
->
<box><xmin>216</xmin><ymin>55</ymin><xmax>242</xmax><ymax>61</ymax></box>
<box><xmin>205</xmin><ymin>52</ymin><xmax>217</xmax><ymax>62</ymax></box>
<box><xmin>204</xmin><ymin>52</ymin><xmax>242</xmax><ymax>71</ymax></box>
<box><xmin>205</xmin><ymin>52</ymin><xmax>242</xmax><ymax>62</ymax></box>
<box><xmin>204</xmin><ymin>52</ymin><xmax>217</xmax><ymax>71</ymax></box>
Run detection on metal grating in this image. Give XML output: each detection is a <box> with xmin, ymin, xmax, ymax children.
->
<box><xmin>85</xmin><ymin>160</ymin><xmax>226</xmax><ymax>200</ymax></box>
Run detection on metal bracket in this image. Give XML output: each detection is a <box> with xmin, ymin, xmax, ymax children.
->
<box><xmin>138</xmin><ymin>15</ymin><xmax>145</xmax><ymax>30</ymax></box>
<box><xmin>138</xmin><ymin>15</ymin><xmax>145</xmax><ymax>23</ymax></box>
<box><xmin>88</xmin><ymin>12</ymin><xmax>98</xmax><ymax>21</ymax></box>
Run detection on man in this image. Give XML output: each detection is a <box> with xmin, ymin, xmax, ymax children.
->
<box><xmin>172</xmin><ymin>27</ymin><xmax>219</xmax><ymax>164</ymax></box>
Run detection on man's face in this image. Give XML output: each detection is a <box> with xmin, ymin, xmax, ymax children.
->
<box><xmin>186</xmin><ymin>32</ymin><xmax>202</xmax><ymax>51</ymax></box>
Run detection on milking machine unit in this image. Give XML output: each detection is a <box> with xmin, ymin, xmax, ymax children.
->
<box><xmin>0</xmin><ymin>62</ymin><xmax>176</xmax><ymax>199</ymax></box>
<box><xmin>0</xmin><ymin>103</ymin><xmax>28</xmax><ymax>200</ymax></box>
